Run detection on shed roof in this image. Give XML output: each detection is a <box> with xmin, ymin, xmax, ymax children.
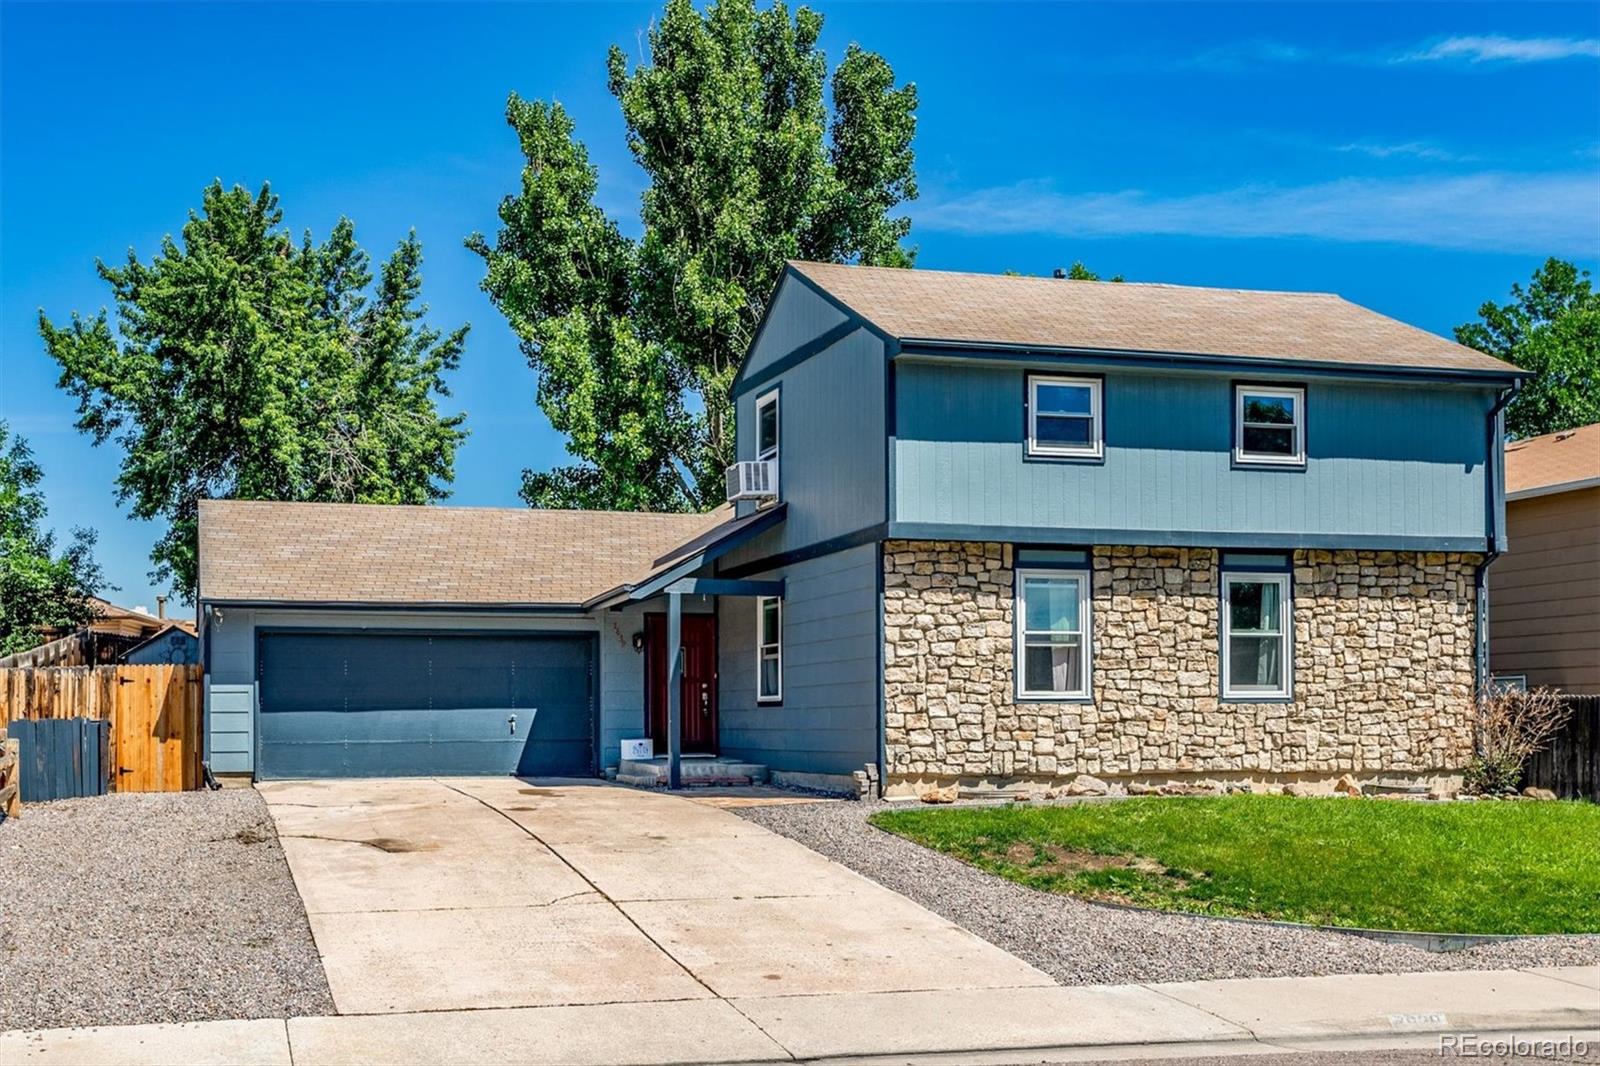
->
<box><xmin>786</xmin><ymin>261</ymin><xmax>1520</xmax><ymax>376</ymax></box>
<box><xmin>1505</xmin><ymin>422</ymin><xmax>1600</xmax><ymax>499</ymax></box>
<box><xmin>197</xmin><ymin>500</ymin><xmax>732</xmax><ymax>608</ymax></box>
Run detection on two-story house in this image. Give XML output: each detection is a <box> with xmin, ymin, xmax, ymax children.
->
<box><xmin>197</xmin><ymin>262</ymin><xmax>1523</xmax><ymax>795</ymax></box>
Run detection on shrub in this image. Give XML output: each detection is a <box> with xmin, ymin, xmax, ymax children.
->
<box><xmin>1465</xmin><ymin>687</ymin><xmax>1572</xmax><ymax>795</ymax></box>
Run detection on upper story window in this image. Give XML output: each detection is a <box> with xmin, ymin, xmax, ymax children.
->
<box><xmin>755</xmin><ymin>388</ymin><xmax>780</xmax><ymax>502</ymax></box>
<box><xmin>1234</xmin><ymin>385</ymin><xmax>1305</xmax><ymax>466</ymax></box>
<box><xmin>1015</xmin><ymin>568</ymin><xmax>1091</xmax><ymax>699</ymax></box>
<box><xmin>1027</xmin><ymin>374</ymin><xmax>1103</xmax><ymax>460</ymax></box>
<box><xmin>1221</xmin><ymin>571</ymin><xmax>1291</xmax><ymax>700</ymax></box>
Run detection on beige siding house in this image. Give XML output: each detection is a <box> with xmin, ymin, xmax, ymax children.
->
<box><xmin>1490</xmin><ymin>422</ymin><xmax>1600</xmax><ymax>694</ymax></box>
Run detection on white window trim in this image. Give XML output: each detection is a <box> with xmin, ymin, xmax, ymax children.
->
<box><xmin>755</xmin><ymin>388</ymin><xmax>780</xmax><ymax>504</ymax></box>
<box><xmin>1027</xmin><ymin>375</ymin><xmax>1103</xmax><ymax>459</ymax></box>
<box><xmin>756</xmin><ymin>595</ymin><xmax>782</xmax><ymax>704</ymax></box>
<box><xmin>1234</xmin><ymin>385</ymin><xmax>1305</xmax><ymax>466</ymax></box>
<box><xmin>1014</xmin><ymin>568</ymin><xmax>1092</xmax><ymax>700</ymax></box>
<box><xmin>1221</xmin><ymin>571</ymin><xmax>1292</xmax><ymax>700</ymax></box>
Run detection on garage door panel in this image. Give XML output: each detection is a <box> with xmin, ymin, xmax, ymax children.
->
<box><xmin>257</xmin><ymin>632</ymin><xmax>594</xmax><ymax>779</ymax></box>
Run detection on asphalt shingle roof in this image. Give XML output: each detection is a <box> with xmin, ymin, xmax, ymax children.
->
<box><xmin>1505</xmin><ymin>422</ymin><xmax>1600</xmax><ymax>497</ymax></box>
<box><xmin>197</xmin><ymin>500</ymin><xmax>733</xmax><ymax>607</ymax></box>
<box><xmin>788</xmin><ymin>261</ymin><xmax>1520</xmax><ymax>375</ymax></box>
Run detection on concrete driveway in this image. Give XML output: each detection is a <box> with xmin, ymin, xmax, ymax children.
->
<box><xmin>259</xmin><ymin>778</ymin><xmax>1054</xmax><ymax>1017</ymax></box>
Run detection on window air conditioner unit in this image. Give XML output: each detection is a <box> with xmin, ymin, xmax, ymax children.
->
<box><xmin>725</xmin><ymin>460</ymin><xmax>778</xmax><ymax>502</ymax></box>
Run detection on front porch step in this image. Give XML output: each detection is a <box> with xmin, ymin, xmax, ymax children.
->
<box><xmin>617</xmin><ymin>756</ymin><xmax>769</xmax><ymax>788</ymax></box>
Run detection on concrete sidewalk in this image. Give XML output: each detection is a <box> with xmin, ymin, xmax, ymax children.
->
<box><xmin>5</xmin><ymin>966</ymin><xmax>1595</xmax><ymax>1065</ymax></box>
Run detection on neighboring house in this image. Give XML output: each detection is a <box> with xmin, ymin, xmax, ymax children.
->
<box><xmin>121</xmin><ymin>624</ymin><xmax>201</xmax><ymax>666</ymax></box>
<box><xmin>197</xmin><ymin>262</ymin><xmax>1525</xmax><ymax>794</ymax></box>
<box><xmin>1489</xmin><ymin>422</ymin><xmax>1600</xmax><ymax>695</ymax></box>
<box><xmin>0</xmin><ymin>597</ymin><xmax>195</xmax><ymax>668</ymax></box>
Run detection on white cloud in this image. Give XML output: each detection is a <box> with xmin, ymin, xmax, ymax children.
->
<box><xmin>1184</xmin><ymin>34</ymin><xmax>1600</xmax><ymax>70</ymax></box>
<box><xmin>915</xmin><ymin>173</ymin><xmax>1600</xmax><ymax>255</ymax></box>
<box><xmin>1402</xmin><ymin>35</ymin><xmax>1600</xmax><ymax>64</ymax></box>
<box><xmin>1334</xmin><ymin>141</ymin><xmax>1471</xmax><ymax>163</ymax></box>
<box><xmin>1186</xmin><ymin>40</ymin><xmax>1312</xmax><ymax>71</ymax></box>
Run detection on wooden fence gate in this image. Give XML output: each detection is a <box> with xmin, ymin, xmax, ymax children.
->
<box><xmin>9</xmin><ymin>718</ymin><xmax>110</xmax><ymax>801</ymax></box>
<box><xmin>1525</xmin><ymin>694</ymin><xmax>1600</xmax><ymax>802</ymax></box>
<box><xmin>0</xmin><ymin>665</ymin><xmax>203</xmax><ymax>793</ymax></box>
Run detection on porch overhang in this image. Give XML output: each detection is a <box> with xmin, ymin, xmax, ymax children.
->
<box><xmin>587</xmin><ymin>503</ymin><xmax>787</xmax><ymax>611</ymax></box>
<box><xmin>663</xmin><ymin>577</ymin><xmax>784</xmax><ymax>598</ymax></box>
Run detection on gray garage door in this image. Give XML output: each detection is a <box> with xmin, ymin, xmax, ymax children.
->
<box><xmin>257</xmin><ymin>632</ymin><xmax>594</xmax><ymax>779</ymax></box>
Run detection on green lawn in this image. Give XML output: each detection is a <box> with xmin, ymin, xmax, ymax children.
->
<box><xmin>870</xmin><ymin>796</ymin><xmax>1600</xmax><ymax>935</ymax></box>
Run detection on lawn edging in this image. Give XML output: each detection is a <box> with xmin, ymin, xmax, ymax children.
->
<box><xmin>1080</xmin><ymin>892</ymin><xmax>1564</xmax><ymax>953</ymax></box>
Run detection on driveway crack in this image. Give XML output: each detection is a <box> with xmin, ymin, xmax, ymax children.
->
<box><xmin>439</xmin><ymin>782</ymin><xmax>799</xmax><ymax>1061</ymax></box>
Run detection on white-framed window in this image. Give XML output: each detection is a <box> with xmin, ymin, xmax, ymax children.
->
<box><xmin>1221</xmin><ymin>571</ymin><xmax>1291</xmax><ymax>700</ymax></box>
<box><xmin>1234</xmin><ymin>385</ymin><xmax>1305</xmax><ymax>466</ymax></box>
<box><xmin>1015</xmin><ymin>568</ymin><xmax>1091</xmax><ymax>699</ymax></box>
<box><xmin>1026</xmin><ymin>374</ymin><xmax>1103</xmax><ymax>459</ymax></box>
<box><xmin>1491</xmin><ymin>674</ymin><xmax>1528</xmax><ymax>694</ymax></box>
<box><xmin>756</xmin><ymin>596</ymin><xmax>782</xmax><ymax>703</ymax></box>
<box><xmin>755</xmin><ymin>388</ymin><xmax>780</xmax><ymax>503</ymax></box>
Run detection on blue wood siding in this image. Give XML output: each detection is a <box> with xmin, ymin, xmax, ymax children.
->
<box><xmin>893</xmin><ymin>360</ymin><xmax>1497</xmax><ymax>546</ymax></box>
<box><xmin>740</xmin><ymin>274</ymin><xmax>848</xmax><ymax>381</ymax></box>
<box><xmin>207</xmin><ymin>683</ymin><xmax>254</xmax><ymax>773</ymax></box>
<box><xmin>715</xmin><ymin>542</ymin><xmax>879</xmax><ymax>776</ymax></box>
<box><xmin>735</xmin><ymin>328</ymin><xmax>887</xmax><ymax>552</ymax></box>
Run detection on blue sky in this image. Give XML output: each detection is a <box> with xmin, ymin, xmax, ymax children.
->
<box><xmin>3</xmin><ymin>1</ymin><xmax>1598</xmax><ymax>612</ymax></box>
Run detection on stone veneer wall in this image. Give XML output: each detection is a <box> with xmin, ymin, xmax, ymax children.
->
<box><xmin>881</xmin><ymin>540</ymin><xmax>1480</xmax><ymax>786</ymax></box>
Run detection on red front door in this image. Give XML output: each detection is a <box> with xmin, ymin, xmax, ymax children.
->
<box><xmin>645</xmin><ymin>613</ymin><xmax>718</xmax><ymax>754</ymax></box>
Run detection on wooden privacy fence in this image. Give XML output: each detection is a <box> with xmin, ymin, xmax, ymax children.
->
<box><xmin>1525</xmin><ymin>694</ymin><xmax>1600</xmax><ymax>803</ymax></box>
<box><xmin>0</xmin><ymin>724</ymin><xmax>19</xmax><ymax>819</ymax></box>
<box><xmin>0</xmin><ymin>664</ymin><xmax>203</xmax><ymax>793</ymax></box>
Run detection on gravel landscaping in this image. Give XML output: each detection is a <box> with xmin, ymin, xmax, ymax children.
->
<box><xmin>0</xmin><ymin>789</ymin><xmax>333</xmax><ymax>1032</ymax></box>
<box><xmin>737</xmin><ymin>797</ymin><xmax>1600</xmax><ymax>986</ymax></box>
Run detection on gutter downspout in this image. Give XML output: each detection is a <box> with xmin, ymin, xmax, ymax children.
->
<box><xmin>1474</xmin><ymin>381</ymin><xmax>1521</xmax><ymax>695</ymax></box>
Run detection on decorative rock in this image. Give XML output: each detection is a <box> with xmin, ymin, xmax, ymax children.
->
<box><xmin>919</xmin><ymin>784</ymin><xmax>959</xmax><ymax>804</ymax></box>
<box><xmin>1522</xmin><ymin>786</ymin><xmax>1558</xmax><ymax>802</ymax></box>
<box><xmin>881</xmin><ymin>540</ymin><xmax>1478</xmax><ymax>786</ymax></box>
<box><xmin>1334</xmin><ymin>774</ymin><xmax>1363</xmax><ymax>797</ymax></box>
<box><xmin>1282</xmin><ymin>782</ymin><xmax>1309</xmax><ymax>797</ymax></box>
<box><xmin>1127</xmin><ymin>782</ymin><xmax>1161</xmax><ymax>796</ymax></box>
<box><xmin>1065</xmin><ymin>774</ymin><xmax>1109</xmax><ymax>796</ymax></box>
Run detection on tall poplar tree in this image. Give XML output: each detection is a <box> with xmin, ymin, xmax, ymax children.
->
<box><xmin>470</xmin><ymin>0</ymin><xmax>917</xmax><ymax>510</ymax></box>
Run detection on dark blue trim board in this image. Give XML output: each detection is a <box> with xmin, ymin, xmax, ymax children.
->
<box><xmin>729</xmin><ymin>266</ymin><xmax>896</xmax><ymax>397</ymax></box>
<box><xmin>200</xmin><ymin>599</ymin><xmax>591</xmax><ymax>615</ymax></box>
<box><xmin>885</xmin><ymin>523</ymin><xmax>1487</xmax><ymax>553</ymax></box>
<box><xmin>896</xmin><ymin>343</ymin><xmax>1526</xmax><ymax>387</ymax></box>
<box><xmin>716</xmin><ymin>522</ymin><xmax>888</xmax><ymax>581</ymax></box>
<box><xmin>734</xmin><ymin>320</ymin><xmax>860</xmax><ymax>399</ymax></box>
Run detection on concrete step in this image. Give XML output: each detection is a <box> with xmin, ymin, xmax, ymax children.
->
<box><xmin>618</xmin><ymin>757</ymin><xmax>769</xmax><ymax>787</ymax></box>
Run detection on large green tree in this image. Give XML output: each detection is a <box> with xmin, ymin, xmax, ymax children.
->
<box><xmin>42</xmin><ymin>181</ymin><xmax>468</xmax><ymax>598</ymax></box>
<box><xmin>1456</xmin><ymin>258</ymin><xmax>1600</xmax><ymax>439</ymax></box>
<box><xmin>470</xmin><ymin>0</ymin><xmax>917</xmax><ymax>510</ymax></box>
<box><xmin>0</xmin><ymin>423</ymin><xmax>106</xmax><ymax>656</ymax></box>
